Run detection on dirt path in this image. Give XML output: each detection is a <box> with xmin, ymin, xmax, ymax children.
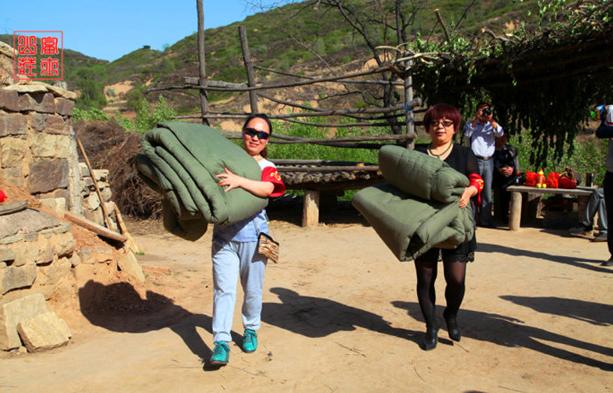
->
<box><xmin>1</xmin><ymin>221</ymin><xmax>611</xmax><ymax>392</ymax></box>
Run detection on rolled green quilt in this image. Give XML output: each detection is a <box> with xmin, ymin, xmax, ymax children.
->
<box><xmin>352</xmin><ymin>146</ymin><xmax>474</xmax><ymax>261</ymax></box>
<box><xmin>378</xmin><ymin>145</ymin><xmax>468</xmax><ymax>203</ymax></box>
<box><xmin>136</xmin><ymin>121</ymin><xmax>268</xmax><ymax>240</ymax></box>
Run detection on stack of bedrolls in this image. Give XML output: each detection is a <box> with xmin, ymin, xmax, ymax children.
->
<box><xmin>135</xmin><ymin>121</ymin><xmax>267</xmax><ymax>240</ymax></box>
<box><xmin>352</xmin><ymin>145</ymin><xmax>474</xmax><ymax>261</ymax></box>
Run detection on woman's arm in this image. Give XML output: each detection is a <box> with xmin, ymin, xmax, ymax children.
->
<box><xmin>216</xmin><ymin>168</ymin><xmax>274</xmax><ymax>197</ymax></box>
<box><xmin>459</xmin><ymin>185</ymin><xmax>478</xmax><ymax>208</ymax></box>
<box><xmin>459</xmin><ymin>150</ymin><xmax>483</xmax><ymax>208</ymax></box>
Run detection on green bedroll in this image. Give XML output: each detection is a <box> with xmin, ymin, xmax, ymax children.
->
<box><xmin>136</xmin><ymin>121</ymin><xmax>267</xmax><ymax>240</ymax></box>
<box><xmin>353</xmin><ymin>146</ymin><xmax>474</xmax><ymax>261</ymax></box>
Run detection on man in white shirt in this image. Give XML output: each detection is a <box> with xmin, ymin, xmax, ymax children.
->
<box><xmin>464</xmin><ymin>103</ymin><xmax>504</xmax><ymax>227</ymax></box>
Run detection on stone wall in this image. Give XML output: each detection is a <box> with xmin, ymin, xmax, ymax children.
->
<box><xmin>0</xmin><ymin>203</ymin><xmax>144</xmax><ymax>353</ymax></box>
<box><xmin>0</xmin><ymin>206</ymin><xmax>76</xmax><ymax>351</ymax></box>
<box><xmin>0</xmin><ymin>86</ymin><xmax>81</xmax><ymax>214</ymax></box>
<box><xmin>0</xmin><ymin>42</ymin><xmax>15</xmax><ymax>86</ymax></box>
<box><xmin>79</xmin><ymin>164</ymin><xmax>119</xmax><ymax>232</ymax></box>
<box><xmin>0</xmin><ymin>41</ymin><xmax>81</xmax><ymax>215</ymax></box>
<box><xmin>0</xmin><ymin>42</ymin><xmax>144</xmax><ymax>354</ymax></box>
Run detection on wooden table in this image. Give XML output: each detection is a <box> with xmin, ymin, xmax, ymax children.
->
<box><xmin>506</xmin><ymin>185</ymin><xmax>595</xmax><ymax>230</ymax></box>
<box><xmin>275</xmin><ymin>160</ymin><xmax>382</xmax><ymax>227</ymax></box>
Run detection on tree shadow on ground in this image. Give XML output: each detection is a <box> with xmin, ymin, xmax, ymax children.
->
<box><xmin>478</xmin><ymin>242</ymin><xmax>611</xmax><ymax>273</ymax></box>
<box><xmin>78</xmin><ymin>280</ymin><xmax>239</xmax><ymax>371</ymax></box>
<box><xmin>392</xmin><ymin>300</ymin><xmax>613</xmax><ymax>371</ymax></box>
<box><xmin>500</xmin><ymin>295</ymin><xmax>613</xmax><ymax>327</ymax></box>
<box><xmin>261</xmin><ymin>287</ymin><xmax>421</xmax><ymax>346</ymax></box>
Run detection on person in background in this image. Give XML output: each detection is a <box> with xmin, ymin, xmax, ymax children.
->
<box><xmin>413</xmin><ymin>103</ymin><xmax>484</xmax><ymax>350</ymax></box>
<box><xmin>209</xmin><ymin>113</ymin><xmax>286</xmax><ymax>365</ymax></box>
<box><xmin>493</xmin><ymin>135</ymin><xmax>519</xmax><ymax>224</ymax></box>
<box><xmin>569</xmin><ymin>187</ymin><xmax>607</xmax><ymax>242</ymax></box>
<box><xmin>595</xmin><ymin>104</ymin><xmax>613</xmax><ymax>266</ymax></box>
<box><xmin>464</xmin><ymin>102</ymin><xmax>504</xmax><ymax>227</ymax></box>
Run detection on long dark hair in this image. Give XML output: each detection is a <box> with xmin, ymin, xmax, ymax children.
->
<box><xmin>242</xmin><ymin>113</ymin><xmax>273</xmax><ymax>158</ymax></box>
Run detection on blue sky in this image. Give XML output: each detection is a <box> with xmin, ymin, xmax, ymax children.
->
<box><xmin>0</xmin><ymin>0</ymin><xmax>289</xmax><ymax>61</ymax></box>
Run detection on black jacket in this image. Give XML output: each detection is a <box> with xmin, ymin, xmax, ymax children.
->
<box><xmin>493</xmin><ymin>144</ymin><xmax>519</xmax><ymax>189</ymax></box>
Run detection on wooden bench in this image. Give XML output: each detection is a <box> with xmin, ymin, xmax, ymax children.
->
<box><xmin>275</xmin><ymin>160</ymin><xmax>382</xmax><ymax>227</ymax></box>
<box><xmin>506</xmin><ymin>185</ymin><xmax>595</xmax><ymax>230</ymax></box>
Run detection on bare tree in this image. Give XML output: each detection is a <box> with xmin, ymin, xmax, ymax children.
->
<box><xmin>245</xmin><ymin>0</ymin><xmax>426</xmax><ymax>134</ymax></box>
<box><xmin>310</xmin><ymin>0</ymin><xmax>425</xmax><ymax>134</ymax></box>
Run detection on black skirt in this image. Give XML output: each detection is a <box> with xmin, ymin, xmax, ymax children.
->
<box><xmin>415</xmin><ymin>234</ymin><xmax>476</xmax><ymax>263</ymax></box>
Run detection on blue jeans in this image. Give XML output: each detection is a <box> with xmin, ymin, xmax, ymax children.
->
<box><xmin>581</xmin><ymin>188</ymin><xmax>607</xmax><ymax>234</ymax></box>
<box><xmin>211</xmin><ymin>239</ymin><xmax>266</xmax><ymax>343</ymax></box>
<box><xmin>477</xmin><ymin>158</ymin><xmax>494</xmax><ymax>225</ymax></box>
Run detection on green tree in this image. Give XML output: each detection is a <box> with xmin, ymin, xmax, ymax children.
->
<box><xmin>74</xmin><ymin>66</ymin><xmax>107</xmax><ymax>109</ymax></box>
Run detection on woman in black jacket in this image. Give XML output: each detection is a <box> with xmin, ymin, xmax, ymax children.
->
<box><xmin>413</xmin><ymin>103</ymin><xmax>484</xmax><ymax>350</ymax></box>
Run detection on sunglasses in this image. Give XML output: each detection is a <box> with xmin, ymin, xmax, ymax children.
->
<box><xmin>434</xmin><ymin>119</ymin><xmax>455</xmax><ymax>127</ymax></box>
<box><xmin>243</xmin><ymin>127</ymin><xmax>270</xmax><ymax>140</ymax></box>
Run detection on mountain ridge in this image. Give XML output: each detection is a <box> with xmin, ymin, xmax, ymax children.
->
<box><xmin>1</xmin><ymin>0</ymin><xmax>539</xmax><ymax>113</ymax></box>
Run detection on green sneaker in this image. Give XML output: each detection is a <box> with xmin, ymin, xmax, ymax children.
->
<box><xmin>209</xmin><ymin>341</ymin><xmax>229</xmax><ymax>365</ymax></box>
<box><xmin>242</xmin><ymin>328</ymin><xmax>258</xmax><ymax>353</ymax></box>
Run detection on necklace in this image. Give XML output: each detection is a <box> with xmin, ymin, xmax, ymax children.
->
<box><xmin>427</xmin><ymin>142</ymin><xmax>453</xmax><ymax>158</ymax></box>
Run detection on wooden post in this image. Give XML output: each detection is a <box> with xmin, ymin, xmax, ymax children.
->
<box><xmin>110</xmin><ymin>202</ymin><xmax>143</xmax><ymax>254</ymax></box>
<box><xmin>404</xmin><ymin>66</ymin><xmax>415</xmax><ymax>149</ymax></box>
<box><xmin>64</xmin><ymin>212</ymin><xmax>127</xmax><ymax>243</ymax></box>
<box><xmin>395</xmin><ymin>2</ymin><xmax>415</xmax><ymax>150</ymax></box>
<box><xmin>76</xmin><ymin>136</ymin><xmax>113</xmax><ymax>230</ymax></box>
<box><xmin>196</xmin><ymin>0</ymin><xmax>210</xmax><ymax>125</ymax></box>
<box><xmin>509</xmin><ymin>191</ymin><xmax>522</xmax><ymax>231</ymax></box>
<box><xmin>239</xmin><ymin>25</ymin><xmax>259</xmax><ymax>113</ymax></box>
<box><xmin>302</xmin><ymin>190</ymin><xmax>320</xmax><ymax>227</ymax></box>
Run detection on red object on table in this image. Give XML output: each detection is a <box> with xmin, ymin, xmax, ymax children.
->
<box><xmin>559</xmin><ymin>176</ymin><xmax>577</xmax><ymax>189</ymax></box>
<box><xmin>546</xmin><ymin>172</ymin><xmax>560</xmax><ymax>188</ymax></box>
<box><xmin>524</xmin><ymin>171</ymin><xmax>538</xmax><ymax>186</ymax></box>
<box><xmin>0</xmin><ymin>190</ymin><xmax>6</xmax><ymax>203</ymax></box>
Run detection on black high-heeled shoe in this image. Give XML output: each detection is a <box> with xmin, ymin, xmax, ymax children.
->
<box><xmin>420</xmin><ymin>325</ymin><xmax>438</xmax><ymax>351</ymax></box>
<box><xmin>443</xmin><ymin>309</ymin><xmax>461</xmax><ymax>342</ymax></box>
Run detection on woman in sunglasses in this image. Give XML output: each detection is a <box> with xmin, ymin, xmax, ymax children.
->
<box><xmin>209</xmin><ymin>113</ymin><xmax>285</xmax><ymax>366</ymax></box>
<box><xmin>413</xmin><ymin>103</ymin><xmax>483</xmax><ymax>350</ymax></box>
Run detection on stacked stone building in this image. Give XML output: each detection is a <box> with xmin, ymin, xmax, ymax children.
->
<box><xmin>0</xmin><ymin>41</ymin><xmax>143</xmax><ymax>353</ymax></box>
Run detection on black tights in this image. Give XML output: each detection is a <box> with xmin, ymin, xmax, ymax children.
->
<box><xmin>414</xmin><ymin>259</ymin><xmax>466</xmax><ymax>329</ymax></box>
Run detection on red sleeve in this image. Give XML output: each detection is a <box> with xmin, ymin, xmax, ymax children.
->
<box><xmin>468</xmin><ymin>173</ymin><xmax>484</xmax><ymax>194</ymax></box>
<box><xmin>261</xmin><ymin>166</ymin><xmax>286</xmax><ymax>198</ymax></box>
<box><xmin>468</xmin><ymin>173</ymin><xmax>484</xmax><ymax>205</ymax></box>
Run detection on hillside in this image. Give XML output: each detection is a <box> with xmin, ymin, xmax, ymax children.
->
<box><xmin>1</xmin><ymin>1</ymin><xmax>540</xmax><ymax>113</ymax></box>
<box><xmin>124</xmin><ymin>0</ymin><xmax>539</xmax><ymax>113</ymax></box>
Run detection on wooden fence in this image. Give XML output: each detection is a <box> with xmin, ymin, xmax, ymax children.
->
<box><xmin>147</xmin><ymin>0</ymin><xmax>426</xmax><ymax>226</ymax></box>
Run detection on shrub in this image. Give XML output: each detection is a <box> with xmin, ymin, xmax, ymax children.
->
<box><xmin>73</xmin><ymin>107</ymin><xmax>109</xmax><ymax>121</ymax></box>
<box><xmin>509</xmin><ymin>131</ymin><xmax>607</xmax><ymax>185</ymax></box>
<box><xmin>117</xmin><ymin>96</ymin><xmax>177</xmax><ymax>133</ymax></box>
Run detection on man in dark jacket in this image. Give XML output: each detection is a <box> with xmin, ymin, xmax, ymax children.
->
<box><xmin>493</xmin><ymin>135</ymin><xmax>519</xmax><ymax>224</ymax></box>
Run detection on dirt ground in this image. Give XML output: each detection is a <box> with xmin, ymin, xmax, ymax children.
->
<box><xmin>1</xmin><ymin>213</ymin><xmax>611</xmax><ymax>392</ymax></box>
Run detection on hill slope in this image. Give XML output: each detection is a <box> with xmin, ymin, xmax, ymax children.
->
<box><xmin>2</xmin><ymin>0</ymin><xmax>539</xmax><ymax>112</ymax></box>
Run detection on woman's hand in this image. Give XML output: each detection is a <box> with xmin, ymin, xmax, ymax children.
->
<box><xmin>459</xmin><ymin>186</ymin><xmax>478</xmax><ymax>208</ymax></box>
<box><xmin>216</xmin><ymin>168</ymin><xmax>244</xmax><ymax>192</ymax></box>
